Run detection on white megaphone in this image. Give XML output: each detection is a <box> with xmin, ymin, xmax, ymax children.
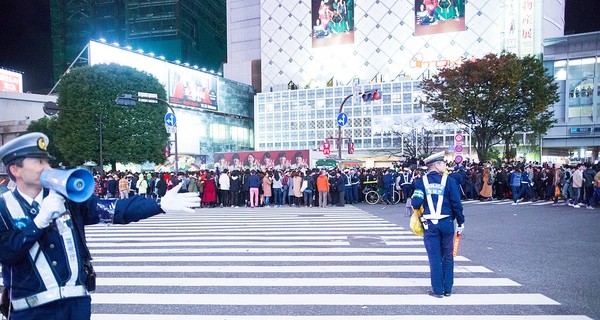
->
<box><xmin>40</xmin><ymin>168</ymin><xmax>94</xmax><ymax>203</ymax></box>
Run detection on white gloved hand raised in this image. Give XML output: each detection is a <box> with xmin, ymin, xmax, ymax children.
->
<box><xmin>34</xmin><ymin>190</ymin><xmax>66</xmax><ymax>229</ymax></box>
<box><xmin>456</xmin><ymin>224</ymin><xmax>464</xmax><ymax>235</ymax></box>
<box><xmin>160</xmin><ymin>184</ymin><xmax>200</xmax><ymax>213</ymax></box>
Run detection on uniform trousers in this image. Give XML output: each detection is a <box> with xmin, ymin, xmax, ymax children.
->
<box><xmin>10</xmin><ymin>296</ymin><xmax>91</xmax><ymax>320</ymax></box>
<box><xmin>423</xmin><ymin>218</ymin><xmax>455</xmax><ymax>295</ymax></box>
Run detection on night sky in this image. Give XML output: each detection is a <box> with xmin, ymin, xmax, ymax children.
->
<box><xmin>0</xmin><ymin>0</ymin><xmax>599</xmax><ymax>93</ymax></box>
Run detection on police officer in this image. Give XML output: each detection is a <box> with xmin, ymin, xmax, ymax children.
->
<box><xmin>0</xmin><ymin>132</ymin><xmax>200</xmax><ymax>320</ymax></box>
<box><xmin>411</xmin><ymin>151</ymin><xmax>464</xmax><ymax>298</ymax></box>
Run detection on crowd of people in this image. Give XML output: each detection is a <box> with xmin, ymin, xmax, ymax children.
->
<box><xmin>88</xmin><ymin>159</ymin><xmax>600</xmax><ymax>210</ymax></box>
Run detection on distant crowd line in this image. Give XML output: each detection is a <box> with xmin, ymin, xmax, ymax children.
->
<box><xmin>84</xmin><ymin>159</ymin><xmax>600</xmax><ymax>210</ymax></box>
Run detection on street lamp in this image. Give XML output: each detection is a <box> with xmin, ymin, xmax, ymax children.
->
<box><xmin>43</xmin><ymin>101</ymin><xmax>104</xmax><ymax>174</ymax></box>
<box><xmin>115</xmin><ymin>93</ymin><xmax>179</xmax><ymax>175</ymax></box>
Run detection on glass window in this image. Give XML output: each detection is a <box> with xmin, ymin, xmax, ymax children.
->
<box><xmin>403</xmin><ymin>93</ymin><xmax>412</xmax><ymax>103</ymax></box>
<box><xmin>403</xmin><ymin>82</ymin><xmax>412</xmax><ymax>91</ymax></box>
<box><xmin>326</xmin><ymin>99</ymin><xmax>334</xmax><ymax>108</ymax></box>
<box><xmin>353</xmin><ymin>107</ymin><xmax>362</xmax><ymax>116</ymax></box>
<box><xmin>373</xmin><ymin>105</ymin><xmax>381</xmax><ymax>115</ymax></box>
<box><xmin>307</xmin><ymin>90</ymin><xmax>315</xmax><ymax>99</ymax></box>
<box><xmin>403</xmin><ymin>104</ymin><xmax>412</xmax><ymax>114</ymax></box>
<box><xmin>325</xmin><ymin>88</ymin><xmax>333</xmax><ymax>98</ymax></box>
<box><xmin>393</xmin><ymin>105</ymin><xmax>402</xmax><ymax>114</ymax></box>
<box><xmin>316</xmin><ymin>89</ymin><xmax>324</xmax><ymax>98</ymax></box>
<box><xmin>290</xmin><ymin>91</ymin><xmax>297</xmax><ymax>100</ymax></box>
<box><xmin>274</xmin><ymin>113</ymin><xmax>281</xmax><ymax>122</ymax></box>
<box><xmin>281</xmin><ymin>102</ymin><xmax>289</xmax><ymax>111</ymax></box>
<box><xmin>274</xmin><ymin>103</ymin><xmax>281</xmax><ymax>112</ymax></box>
<box><xmin>290</xmin><ymin>111</ymin><xmax>298</xmax><ymax>120</ymax></box>
<box><xmin>393</xmin><ymin>82</ymin><xmax>402</xmax><ymax>92</ymax></box>
<box><xmin>383</xmin><ymin>106</ymin><xmax>391</xmax><ymax>115</ymax></box>
<box><xmin>334</xmin><ymin>87</ymin><xmax>344</xmax><ymax>97</ymax></box>
<box><xmin>317</xmin><ymin>110</ymin><xmax>325</xmax><ymax>118</ymax></box>
<box><xmin>363</xmin><ymin>139</ymin><xmax>372</xmax><ymax>148</ymax></box>
<box><xmin>554</xmin><ymin>60</ymin><xmax>567</xmax><ymax>80</ymax></box>
<box><xmin>299</xmin><ymin>91</ymin><xmax>306</xmax><ymax>100</ymax></box>
<box><xmin>326</xmin><ymin>108</ymin><xmax>334</xmax><ymax>118</ymax></box>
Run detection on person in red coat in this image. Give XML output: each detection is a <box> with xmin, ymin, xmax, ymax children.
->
<box><xmin>202</xmin><ymin>172</ymin><xmax>218</xmax><ymax>207</ymax></box>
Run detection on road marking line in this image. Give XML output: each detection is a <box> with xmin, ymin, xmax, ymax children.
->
<box><xmin>97</xmin><ymin>277</ymin><xmax>518</xmax><ymax>287</ymax></box>
<box><xmin>93</xmin><ymin>265</ymin><xmax>492</xmax><ymax>273</ymax></box>
<box><xmin>89</xmin><ymin>293</ymin><xmax>558</xmax><ymax>305</ymax></box>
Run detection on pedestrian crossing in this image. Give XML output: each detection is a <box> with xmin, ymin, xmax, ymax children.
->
<box><xmin>462</xmin><ymin>199</ymin><xmax>561</xmax><ymax>206</ymax></box>
<box><xmin>85</xmin><ymin>206</ymin><xmax>591</xmax><ymax>319</ymax></box>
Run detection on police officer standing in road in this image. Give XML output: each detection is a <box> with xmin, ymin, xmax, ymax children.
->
<box><xmin>0</xmin><ymin>132</ymin><xmax>200</xmax><ymax>320</ymax></box>
<box><xmin>411</xmin><ymin>151</ymin><xmax>464</xmax><ymax>298</ymax></box>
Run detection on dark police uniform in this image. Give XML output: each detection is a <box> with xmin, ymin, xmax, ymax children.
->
<box><xmin>0</xmin><ymin>133</ymin><xmax>164</xmax><ymax>320</ymax></box>
<box><xmin>411</xmin><ymin>155</ymin><xmax>464</xmax><ymax>297</ymax></box>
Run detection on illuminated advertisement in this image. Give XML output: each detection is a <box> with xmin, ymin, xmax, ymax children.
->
<box><xmin>214</xmin><ymin>150</ymin><xmax>310</xmax><ymax>171</ymax></box>
<box><xmin>0</xmin><ymin>69</ymin><xmax>23</xmax><ymax>93</ymax></box>
<box><xmin>168</xmin><ymin>68</ymin><xmax>217</xmax><ymax>110</ymax></box>
<box><xmin>311</xmin><ymin>0</ymin><xmax>355</xmax><ymax>48</ymax></box>
<box><xmin>88</xmin><ymin>40</ymin><xmax>218</xmax><ymax>111</ymax></box>
<box><xmin>414</xmin><ymin>0</ymin><xmax>465</xmax><ymax>36</ymax></box>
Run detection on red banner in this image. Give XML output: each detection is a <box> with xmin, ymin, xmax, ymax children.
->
<box><xmin>214</xmin><ymin>150</ymin><xmax>310</xmax><ymax>171</ymax></box>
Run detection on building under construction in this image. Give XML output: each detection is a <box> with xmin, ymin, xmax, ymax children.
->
<box><xmin>50</xmin><ymin>0</ymin><xmax>226</xmax><ymax>82</ymax></box>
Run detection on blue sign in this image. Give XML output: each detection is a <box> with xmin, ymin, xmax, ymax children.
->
<box><xmin>337</xmin><ymin>112</ymin><xmax>348</xmax><ymax>126</ymax></box>
<box><xmin>164</xmin><ymin>112</ymin><xmax>176</xmax><ymax>127</ymax></box>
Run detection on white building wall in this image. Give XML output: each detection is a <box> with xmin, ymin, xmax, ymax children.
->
<box><xmin>260</xmin><ymin>0</ymin><xmax>565</xmax><ymax>92</ymax></box>
<box><xmin>224</xmin><ymin>0</ymin><xmax>262</xmax><ymax>89</ymax></box>
<box><xmin>0</xmin><ymin>91</ymin><xmax>56</xmax><ymax>146</ymax></box>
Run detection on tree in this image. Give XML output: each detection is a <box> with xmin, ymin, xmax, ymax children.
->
<box><xmin>421</xmin><ymin>52</ymin><xmax>559</xmax><ymax>162</ymax></box>
<box><xmin>53</xmin><ymin>64</ymin><xmax>169</xmax><ymax>169</ymax></box>
<box><xmin>374</xmin><ymin>114</ymin><xmax>442</xmax><ymax>158</ymax></box>
<box><xmin>26</xmin><ymin>116</ymin><xmax>64</xmax><ymax>166</ymax></box>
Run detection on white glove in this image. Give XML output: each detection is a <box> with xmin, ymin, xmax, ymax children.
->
<box><xmin>34</xmin><ymin>190</ymin><xmax>66</xmax><ymax>229</ymax></box>
<box><xmin>456</xmin><ymin>224</ymin><xmax>464</xmax><ymax>235</ymax></box>
<box><xmin>160</xmin><ymin>184</ymin><xmax>200</xmax><ymax>213</ymax></box>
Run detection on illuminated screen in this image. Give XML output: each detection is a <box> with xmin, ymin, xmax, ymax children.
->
<box><xmin>415</xmin><ymin>0</ymin><xmax>465</xmax><ymax>36</ymax></box>
<box><xmin>168</xmin><ymin>68</ymin><xmax>217</xmax><ymax>110</ymax></box>
<box><xmin>0</xmin><ymin>69</ymin><xmax>23</xmax><ymax>93</ymax></box>
<box><xmin>88</xmin><ymin>41</ymin><xmax>219</xmax><ymax>111</ymax></box>
<box><xmin>311</xmin><ymin>0</ymin><xmax>355</xmax><ymax>48</ymax></box>
<box><xmin>214</xmin><ymin>150</ymin><xmax>310</xmax><ymax>171</ymax></box>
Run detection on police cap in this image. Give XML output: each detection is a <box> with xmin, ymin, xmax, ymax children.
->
<box><xmin>423</xmin><ymin>151</ymin><xmax>446</xmax><ymax>166</ymax></box>
<box><xmin>0</xmin><ymin>132</ymin><xmax>54</xmax><ymax>166</ymax></box>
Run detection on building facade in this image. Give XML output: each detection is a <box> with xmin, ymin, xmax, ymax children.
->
<box><xmin>543</xmin><ymin>32</ymin><xmax>600</xmax><ymax>163</ymax></box>
<box><xmin>254</xmin><ymin>0</ymin><xmax>565</xmax><ymax>165</ymax></box>
<box><xmin>88</xmin><ymin>40</ymin><xmax>254</xmax><ymax>164</ymax></box>
<box><xmin>223</xmin><ymin>0</ymin><xmax>262</xmax><ymax>92</ymax></box>
<box><xmin>50</xmin><ymin>0</ymin><xmax>226</xmax><ymax>83</ymax></box>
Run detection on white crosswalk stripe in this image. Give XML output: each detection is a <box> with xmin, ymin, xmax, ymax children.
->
<box><xmin>86</xmin><ymin>206</ymin><xmax>591</xmax><ymax>319</ymax></box>
<box><xmin>462</xmin><ymin>199</ymin><xmax>557</xmax><ymax>206</ymax></box>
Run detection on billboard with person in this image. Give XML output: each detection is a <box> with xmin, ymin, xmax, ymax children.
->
<box><xmin>214</xmin><ymin>150</ymin><xmax>310</xmax><ymax>171</ymax></box>
<box><xmin>415</xmin><ymin>0</ymin><xmax>466</xmax><ymax>36</ymax></box>
<box><xmin>311</xmin><ymin>0</ymin><xmax>355</xmax><ymax>48</ymax></box>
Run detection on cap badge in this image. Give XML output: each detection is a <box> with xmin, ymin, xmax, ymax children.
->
<box><xmin>37</xmin><ymin>137</ymin><xmax>47</xmax><ymax>151</ymax></box>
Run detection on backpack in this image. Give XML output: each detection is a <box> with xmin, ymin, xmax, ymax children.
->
<box><xmin>510</xmin><ymin>173</ymin><xmax>521</xmax><ymax>187</ymax></box>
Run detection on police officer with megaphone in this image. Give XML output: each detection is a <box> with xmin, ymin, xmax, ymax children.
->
<box><xmin>0</xmin><ymin>132</ymin><xmax>200</xmax><ymax>320</ymax></box>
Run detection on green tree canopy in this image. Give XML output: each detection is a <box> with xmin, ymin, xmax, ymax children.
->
<box><xmin>53</xmin><ymin>63</ymin><xmax>169</xmax><ymax>169</ymax></box>
<box><xmin>421</xmin><ymin>52</ymin><xmax>559</xmax><ymax>162</ymax></box>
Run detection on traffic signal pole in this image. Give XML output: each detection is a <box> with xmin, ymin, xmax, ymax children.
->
<box><xmin>338</xmin><ymin>94</ymin><xmax>354</xmax><ymax>160</ymax></box>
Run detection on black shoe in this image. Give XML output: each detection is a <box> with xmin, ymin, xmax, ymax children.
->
<box><xmin>427</xmin><ymin>290</ymin><xmax>443</xmax><ymax>298</ymax></box>
<box><xmin>443</xmin><ymin>292</ymin><xmax>451</xmax><ymax>297</ymax></box>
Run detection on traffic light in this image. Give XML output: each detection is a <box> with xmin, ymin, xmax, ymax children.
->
<box><xmin>164</xmin><ymin>143</ymin><xmax>171</xmax><ymax>157</ymax></box>
<box><xmin>348</xmin><ymin>141</ymin><xmax>355</xmax><ymax>154</ymax></box>
<box><xmin>322</xmin><ymin>141</ymin><xmax>331</xmax><ymax>155</ymax></box>
<box><xmin>361</xmin><ymin>89</ymin><xmax>381</xmax><ymax>102</ymax></box>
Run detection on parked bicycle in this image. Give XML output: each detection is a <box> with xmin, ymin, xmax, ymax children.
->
<box><xmin>362</xmin><ymin>180</ymin><xmax>401</xmax><ymax>204</ymax></box>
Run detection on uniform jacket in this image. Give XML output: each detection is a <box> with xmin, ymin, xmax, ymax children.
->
<box><xmin>0</xmin><ymin>189</ymin><xmax>162</xmax><ymax>310</ymax></box>
<box><xmin>411</xmin><ymin>171</ymin><xmax>464</xmax><ymax>225</ymax></box>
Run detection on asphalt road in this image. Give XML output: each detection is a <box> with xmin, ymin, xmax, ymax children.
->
<box><xmin>362</xmin><ymin>199</ymin><xmax>600</xmax><ymax>319</ymax></box>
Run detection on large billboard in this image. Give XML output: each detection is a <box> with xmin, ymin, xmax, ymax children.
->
<box><xmin>0</xmin><ymin>68</ymin><xmax>23</xmax><ymax>93</ymax></box>
<box><xmin>214</xmin><ymin>150</ymin><xmax>310</xmax><ymax>171</ymax></box>
<box><xmin>168</xmin><ymin>68</ymin><xmax>217</xmax><ymax>110</ymax></box>
<box><xmin>88</xmin><ymin>40</ymin><xmax>218</xmax><ymax>111</ymax></box>
<box><xmin>311</xmin><ymin>0</ymin><xmax>355</xmax><ymax>48</ymax></box>
<box><xmin>415</xmin><ymin>0</ymin><xmax>466</xmax><ymax>36</ymax></box>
